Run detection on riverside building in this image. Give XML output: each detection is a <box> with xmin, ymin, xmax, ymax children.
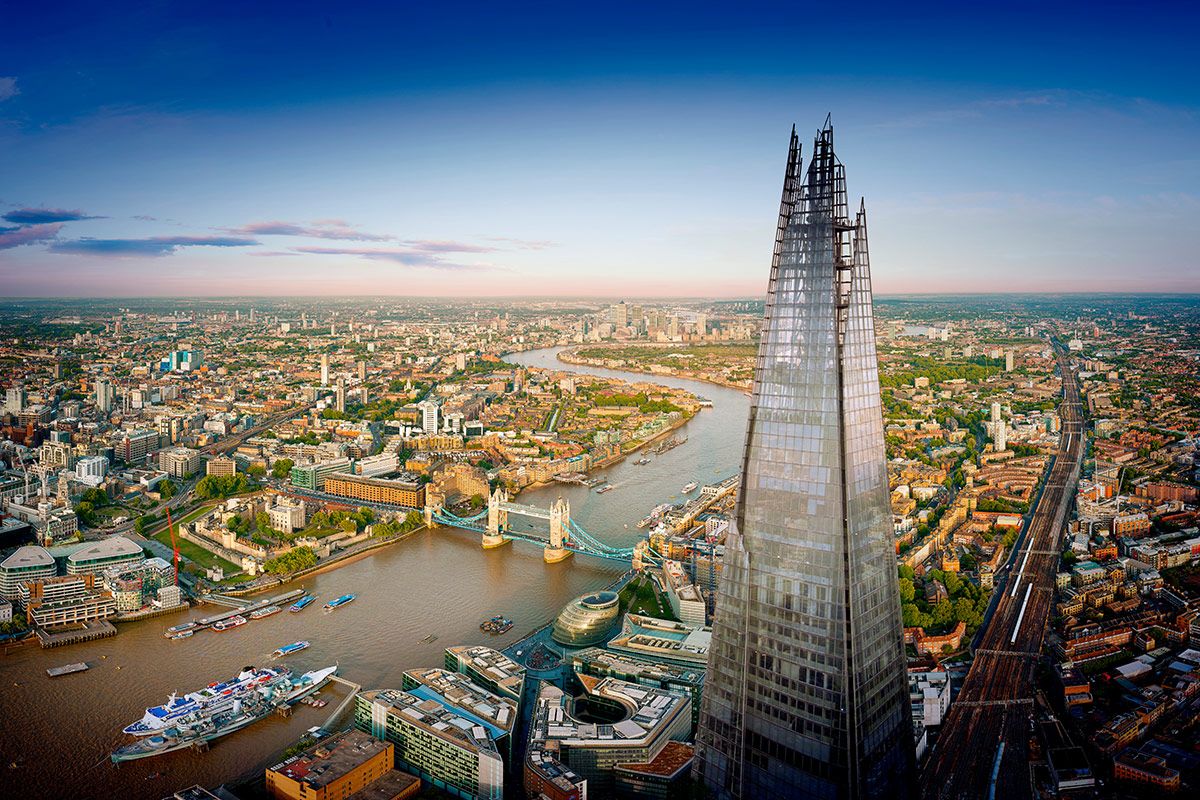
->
<box><xmin>355</xmin><ymin>688</ymin><xmax>504</xmax><ymax>800</ymax></box>
<box><xmin>695</xmin><ymin>119</ymin><xmax>914</xmax><ymax>798</ymax></box>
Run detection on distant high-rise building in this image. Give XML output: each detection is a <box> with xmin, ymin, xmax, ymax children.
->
<box><xmin>358</xmin><ymin>360</ymin><xmax>366</xmax><ymax>381</ymax></box>
<box><xmin>320</xmin><ymin>353</ymin><xmax>329</xmax><ymax>386</ymax></box>
<box><xmin>609</xmin><ymin>301</ymin><xmax>629</xmax><ymax>328</ymax></box>
<box><xmin>418</xmin><ymin>399</ymin><xmax>440</xmax><ymax>434</ymax></box>
<box><xmin>94</xmin><ymin>379</ymin><xmax>113</xmax><ymax>413</ymax></box>
<box><xmin>994</xmin><ymin>418</ymin><xmax>1007</xmax><ymax>452</ymax></box>
<box><xmin>1005</xmin><ymin>350</ymin><xmax>1015</xmax><ymax>372</ymax></box>
<box><xmin>695</xmin><ymin>119</ymin><xmax>913</xmax><ymax>799</ymax></box>
<box><xmin>335</xmin><ymin>380</ymin><xmax>346</xmax><ymax>413</ymax></box>
<box><xmin>5</xmin><ymin>386</ymin><xmax>26</xmax><ymax>413</ymax></box>
<box><xmin>991</xmin><ymin>401</ymin><xmax>1002</xmax><ymax>424</ymax></box>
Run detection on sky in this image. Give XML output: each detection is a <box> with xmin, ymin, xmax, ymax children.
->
<box><xmin>1</xmin><ymin>1</ymin><xmax>1198</xmax><ymax>298</ymax></box>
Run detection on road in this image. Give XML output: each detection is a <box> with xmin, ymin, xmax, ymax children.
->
<box><xmin>919</xmin><ymin>343</ymin><xmax>1085</xmax><ymax>799</ymax></box>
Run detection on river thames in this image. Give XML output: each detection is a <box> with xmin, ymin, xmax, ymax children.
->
<box><xmin>0</xmin><ymin>347</ymin><xmax>750</xmax><ymax>799</ymax></box>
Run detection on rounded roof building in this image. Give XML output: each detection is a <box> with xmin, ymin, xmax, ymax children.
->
<box><xmin>0</xmin><ymin>545</ymin><xmax>56</xmax><ymax>600</ymax></box>
<box><xmin>551</xmin><ymin>590</ymin><xmax>620</xmax><ymax>647</ymax></box>
<box><xmin>65</xmin><ymin>536</ymin><xmax>143</xmax><ymax>576</ymax></box>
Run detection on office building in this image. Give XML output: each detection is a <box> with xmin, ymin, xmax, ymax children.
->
<box><xmin>660</xmin><ymin>559</ymin><xmax>707</xmax><ymax>625</ymax></box>
<box><xmin>265</xmin><ymin>729</ymin><xmax>419</xmax><ymax>800</ymax></box>
<box><xmin>103</xmin><ymin>557</ymin><xmax>176</xmax><ymax>612</ymax></box>
<box><xmin>443</xmin><ymin>645</ymin><xmax>526</xmax><ymax>703</ymax></box>
<box><xmin>355</xmin><ymin>688</ymin><xmax>504</xmax><ymax>800</ymax></box>
<box><xmin>18</xmin><ymin>573</ymin><xmax>117</xmax><ymax>627</ymax></box>
<box><xmin>400</xmin><ymin>667</ymin><xmax>518</xmax><ymax>758</ymax></box>
<box><xmin>117</xmin><ymin>430</ymin><xmax>160</xmax><ymax>464</ymax></box>
<box><xmin>74</xmin><ymin>455</ymin><xmax>109</xmax><ymax>486</ymax></box>
<box><xmin>608</xmin><ymin>614</ymin><xmax>711</xmax><ymax>669</ymax></box>
<box><xmin>0</xmin><ymin>545</ymin><xmax>56</xmax><ymax>600</ymax></box>
<box><xmin>159</xmin><ymin>446</ymin><xmax>201</xmax><ymax>478</ymax></box>
<box><xmin>160</xmin><ymin>350</ymin><xmax>203</xmax><ymax>372</ymax></box>
<box><xmin>695</xmin><ymin>120</ymin><xmax>913</xmax><ymax>798</ymax></box>
<box><xmin>65</xmin><ymin>536</ymin><xmax>144</xmax><ymax>577</ymax></box>
<box><xmin>205</xmin><ymin>456</ymin><xmax>237</xmax><ymax>477</ymax></box>
<box><xmin>572</xmin><ymin>647</ymin><xmax>706</xmax><ymax>728</ymax></box>
<box><xmin>291</xmin><ymin>457</ymin><xmax>353</xmax><ymax>491</ymax></box>
<box><xmin>525</xmin><ymin>678</ymin><xmax>692</xmax><ymax>797</ymax></box>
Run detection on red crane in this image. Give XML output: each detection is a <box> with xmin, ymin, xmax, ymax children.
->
<box><xmin>165</xmin><ymin>506</ymin><xmax>180</xmax><ymax>585</ymax></box>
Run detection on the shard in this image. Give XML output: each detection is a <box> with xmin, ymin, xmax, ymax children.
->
<box><xmin>695</xmin><ymin>118</ymin><xmax>914</xmax><ymax>799</ymax></box>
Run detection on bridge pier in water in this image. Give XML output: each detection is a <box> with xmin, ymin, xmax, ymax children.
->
<box><xmin>483</xmin><ymin>487</ymin><xmax>511</xmax><ymax>549</ymax></box>
<box><xmin>544</xmin><ymin>496</ymin><xmax>572</xmax><ymax>563</ymax></box>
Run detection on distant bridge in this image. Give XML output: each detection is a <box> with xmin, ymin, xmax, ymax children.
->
<box><xmin>429</xmin><ymin>488</ymin><xmax>658</xmax><ymax>565</ymax></box>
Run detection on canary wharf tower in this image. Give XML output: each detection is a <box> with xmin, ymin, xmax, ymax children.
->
<box><xmin>695</xmin><ymin>119</ymin><xmax>913</xmax><ymax>799</ymax></box>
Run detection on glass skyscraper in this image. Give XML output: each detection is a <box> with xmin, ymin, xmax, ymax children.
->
<box><xmin>695</xmin><ymin>119</ymin><xmax>913</xmax><ymax>799</ymax></box>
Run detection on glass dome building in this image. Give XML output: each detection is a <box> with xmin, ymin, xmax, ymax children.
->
<box><xmin>551</xmin><ymin>591</ymin><xmax>620</xmax><ymax>647</ymax></box>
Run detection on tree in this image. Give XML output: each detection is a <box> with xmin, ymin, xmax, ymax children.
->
<box><xmin>247</xmin><ymin>464</ymin><xmax>266</xmax><ymax>478</ymax></box>
<box><xmin>255</xmin><ymin>512</ymin><xmax>271</xmax><ymax>533</ymax></box>
<box><xmin>898</xmin><ymin>564</ymin><xmax>915</xmax><ymax>581</ymax></box>
<box><xmin>158</xmin><ymin>480</ymin><xmax>176</xmax><ymax>500</ymax></box>
<box><xmin>263</xmin><ymin>546</ymin><xmax>318</xmax><ymax>575</ymax></box>
<box><xmin>468</xmin><ymin>494</ymin><xmax>485</xmax><ymax>510</ymax></box>
<box><xmin>898</xmin><ymin>577</ymin><xmax>915</xmax><ymax>603</ymax></box>
<box><xmin>272</xmin><ymin>458</ymin><xmax>295</xmax><ymax>479</ymax></box>
<box><xmin>74</xmin><ymin>501</ymin><xmax>96</xmax><ymax>526</ymax></box>
<box><xmin>932</xmin><ymin>599</ymin><xmax>955</xmax><ymax>628</ymax></box>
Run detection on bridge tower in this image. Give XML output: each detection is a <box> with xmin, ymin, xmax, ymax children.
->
<box><xmin>424</xmin><ymin>489</ymin><xmax>443</xmax><ymax>528</ymax></box>
<box><xmin>483</xmin><ymin>487</ymin><xmax>510</xmax><ymax>549</ymax></box>
<box><xmin>544</xmin><ymin>496</ymin><xmax>572</xmax><ymax>563</ymax></box>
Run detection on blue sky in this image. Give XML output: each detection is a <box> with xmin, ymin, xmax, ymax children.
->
<box><xmin>1</xmin><ymin>1</ymin><xmax>1197</xmax><ymax>296</ymax></box>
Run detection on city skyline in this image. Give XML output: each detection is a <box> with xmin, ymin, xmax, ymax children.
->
<box><xmin>3</xmin><ymin>2</ymin><xmax>1199</xmax><ymax>297</ymax></box>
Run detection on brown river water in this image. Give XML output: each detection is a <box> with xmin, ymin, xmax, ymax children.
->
<box><xmin>0</xmin><ymin>347</ymin><xmax>749</xmax><ymax>799</ymax></box>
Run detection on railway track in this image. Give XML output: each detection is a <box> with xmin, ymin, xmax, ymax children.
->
<box><xmin>920</xmin><ymin>344</ymin><xmax>1085</xmax><ymax>799</ymax></box>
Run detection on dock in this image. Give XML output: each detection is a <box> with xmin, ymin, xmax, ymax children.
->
<box><xmin>37</xmin><ymin>621</ymin><xmax>117</xmax><ymax>649</ymax></box>
<box><xmin>47</xmin><ymin>662</ymin><xmax>89</xmax><ymax>677</ymax></box>
<box><xmin>321</xmin><ymin>675</ymin><xmax>361</xmax><ymax>730</ymax></box>
<box><xmin>195</xmin><ymin>589</ymin><xmax>306</xmax><ymax>627</ymax></box>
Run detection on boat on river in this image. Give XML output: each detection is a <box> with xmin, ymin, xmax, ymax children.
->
<box><xmin>121</xmin><ymin>665</ymin><xmax>288</xmax><ymax>736</ymax></box>
<box><xmin>272</xmin><ymin>641</ymin><xmax>310</xmax><ymax>658</ymax></box>
<box><xmin>212</xmin><ymin>615</ymin><xmax>247</xmax><ymax>632</ymax></box>
<box><xmin>323</xmin><ymin>594</ymin><xmax>355</xmax><ymax>611</ymax></box>
<box><xmin>163</xmin><ymin>621</ymin><xmax>197</xmax><ymax>638</ymax></box>
<box><xmin>289</xmin><ymin>595</ymin><xmax>315</xmax><ymax>612</ymax></box>
<box><xmin>249</xmin><ymin>605</ymin><xmax>281</xmax><ymax>620</ymax></box>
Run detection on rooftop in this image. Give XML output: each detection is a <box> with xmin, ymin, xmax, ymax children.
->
<box><xmin>346</xmin><ymin>769</ymin><xmax>421</xmax><ymax>800</ymax></box>
<box><xmin>445</xmin><ymin>645</ymin><xmax>525</xmax><ymax>697</ymax></box>
<box><xmin>615</xmin><ymin>740</ymin><xmax>695</xmax><ymax>778</ymax></box>
<box><xmin>0</xmin><ymin>545</ymin><xmax>53</xmax><ymax>570</ymax></box>
<box><xmin>66</xmin><ymin>536</ymin><xmax>142</xmax><ymax>564</ymax></box>
<box><xmin>358</xmin><ymin>688</ymin><xmax>500</xmax><ymax>755</ymax></box>
<box><xmin>269</xmin><ymin>730</ymin><xmax>391</xmax><ymax>790</ymax></box>
<box><xmin>402</xmin><ymin>667</ymin><xmax>517</xmax><ymax>735</ymax></box>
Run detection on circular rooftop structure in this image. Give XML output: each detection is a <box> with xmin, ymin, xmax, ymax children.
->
<box><xmin>552</xmin><ymin>591</ymin><xmax>620</xmax><ymax>647</ymax></box>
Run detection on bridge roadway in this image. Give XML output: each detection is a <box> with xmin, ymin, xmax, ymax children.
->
<box><xmin>920</xmin><ymin>345</ymin><xmax>1084</xmax><ymax>800</ymax></box>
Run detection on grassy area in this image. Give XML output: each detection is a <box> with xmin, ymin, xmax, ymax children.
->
<box><xmin>152</xmin><ymin>528</ymin><xmax>240</xmax><ymax>574</ymax></box>
<box><xmin>619</xmin><ymin>575</ymin><xmax>678</xmax><ymax>621</ymax></box>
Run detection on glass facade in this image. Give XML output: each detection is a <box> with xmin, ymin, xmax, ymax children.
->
<box><xmin>695</xmin><ymin>120</ymin><xmax>913</xmax><ymax>799</ymax></box>
<box><xmin>551</xmin><ymin>591</ymin><xmax>620</xmax><ymax>646</ymax></box>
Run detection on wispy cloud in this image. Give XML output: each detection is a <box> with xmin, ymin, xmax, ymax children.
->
<box><xmin>0</xmin><ymin>77</ymin><xmax>17</xmax><ymax>102</ymax></box>
<box><xmin>404</xmin><ymin>240</ymin><xmax>499</xmax><ymax>253</ymax></box>
<box><xmin>3</xmin><ymin>207</ymin><xmax>101</xmax><ymax>224</ymax></box>
<box><xmin>873</xmin><ymin>92</ymin><xmax>1068</xmax><ymax>130</ymax></box>
<box><xmin>291</xmin><ymin>245</ymin><xmax>493</xmax><ymax>270</ymax></box>
<box><xmin>227</xmin><ymin>220</ymin><xmax>391</xmax><ymax>241</ymax></box>
<box><xmin>0</xmin><ymin>222</ymin><xmax>63</xmax><ymax>249</ymax></box>
<box><xmin>483</xmin><ymin>236</ymin><xmax>557</xmax><ymax>250</ymax></box>
<box><xmin>50</xmin><ymin>235</ymin><xmax>258</xmax><ymax>257</ymax></box>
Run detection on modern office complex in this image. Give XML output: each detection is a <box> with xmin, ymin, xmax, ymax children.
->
<box><xmin>355</xmin><ymin>688</ymin><xmax>504</xmax><ymax>800</ymax></box>
<box><xmin>695</xmin><ymin>120</ymin><xmax>914</xmax><ymax>797</ymax></box>
<box><xmin>65</xmin><ymin>536</ymin><xmax>144</xmax><ymax>577</ymax></box>
<box><xmin>0</xmin><ymin>545</ymin><xmax>56</xmax><ymax>600</ymax></box>
<box><xmin>443</xmin><ymin>645</ymin><xmax>526</xmax><ymax>704</ymax></box>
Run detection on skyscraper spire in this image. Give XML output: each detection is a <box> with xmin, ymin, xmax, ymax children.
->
<box><xmin>695</xmin><ymin>118</ymin><xmax>914</xmax><ymax>799</ymax></box>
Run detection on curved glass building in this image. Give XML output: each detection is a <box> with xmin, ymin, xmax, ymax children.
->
<box><xmin>551</xmin><ymin>591</ymin><xmax>620</xmax><ymax>646</ymax></box>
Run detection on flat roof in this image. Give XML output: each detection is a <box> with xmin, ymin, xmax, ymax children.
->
<box><xmin>346</xmin><ymin>769</ymin><xmax>421</xmax><ymax>800</ymax></box>
<box><xmin>270</xmin><ymin>730</ymin><xmax>391</xmax><ymax>789</ymax></box>
<box><xmin>1</xmin><ymin>545</ymin><xmax>53</xmax><ymax>570</ymax></box>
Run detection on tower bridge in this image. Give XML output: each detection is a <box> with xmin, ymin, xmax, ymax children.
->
<box><xmin>427</xmin><ymin>487</ymin><xmax>657</xmax><ymax>565</ymax></box>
